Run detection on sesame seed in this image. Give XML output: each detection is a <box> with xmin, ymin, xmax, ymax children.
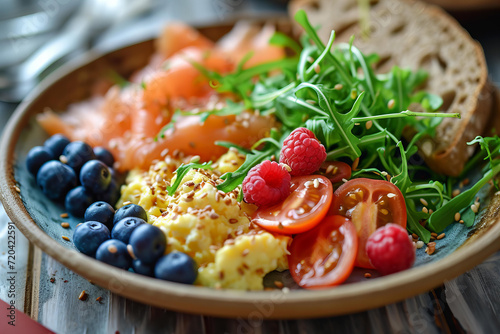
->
<box><xmin>307</xmin><ymin>56</ymin><xmax>314</xmax><ymax>63</ymax></box>
<box><xmin>190</xmin><ymin>155</ymin><xmax>200</xmax><ymax>163</ymax></box>
<box><xmin>419</xmin><ymin>198</ymin><xmax>429</xmax><ymax>207</ymax></box>
<box><xmin>325</xmin><ymin>165</ymin><xmax>335</xmax><ymax>174</ymax></box>
<box><xmin>471</xmin><ymin>204</ymin><xmax>478</xmax><ymax>213</ymax></box>
<box><xmin>387</xmin><ymin>99</ymin><xmax>395</xmax><ymax>109</ymax></box>
<box><xmin>60</xmin><ymin>213</ymin><xmax>68</xmax><ymax>218</ymax></box>
<box><xmin>452</xmin><ymin>189</ymin><xmax>461</xmax><ymax>197</ymax></box>
<box><xmin>314</xmin><ymin>64</ymin><xmax>320</xmax><ymax>73</ymax></box>
<box><xmin>242</xmin><ymin>249</ymin><xmax>249</xmax><ymax>257</ymax></box>
<box><xmin>123</xmin><ymin>201</ymin><xmax>132</xmax><ymax>206</ymax></box>
<box><xmin>59</xmin><ymin>155</ymin><xmax>68</xmax><ymax>164</ymax></box>
<box><xmin>79</xmin><ymin>290</ymin><xmax>88</xmax><ymax>301</ymax></box>
<box><xmin>14</xmin><ymin>185</ymin><xmax>21</xmax><ymax>193</ymax></box>
<box><xmin>364</xmin><ymin>273</ymin><xmax>372</xmax><ymax>278</ymax></box>
<box><xmin>161</xmin><ymin>148</ymin><xmax>169</xmax><ymax>157</ymax></box>
<box><xmin>342</xmin><ymin>178</ymin><xmax>349</xmax><ymax>183</ymax></box>
<box><xmin>437</xmin><ymin>233</ymin><xmax>445</xmax><ymax>240</ymax></box>
<box><xmin>334</xmin><ymin>83</ymin><xmax>343</xmax><ymax>90</ymax></box>
<box><xmin>380</xmin><ymin>209</ymin><xmax>389</xmax><ymax>215</ymax></box>
<box><xmin>365</xmin><ymin>120</ymin><xmax>373</xmax><ymax>130</ymax></box>
<box><xmin>61</xmin><ymin>222</ymin><xmax>70</xmax><ymax>228</ymax></box>
<box><xmin>62</xmin><ymin>236</ymin><xmax>70</xmax><ymax>241</ymax></box>
<box><xmin>454</xmin><ymin>212</ymin><xmax>461</xmax><ymax>222</ymax></box>
<box><xmin>313</xmin><ymin>178</ymin><xmax>320</xmax><ymax>188</ymax></box>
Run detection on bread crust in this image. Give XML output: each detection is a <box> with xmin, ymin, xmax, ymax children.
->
<box><xmin>289</xmin><ymin>0</ymin><xmax>495</xmax><ymax>176</ymax></box>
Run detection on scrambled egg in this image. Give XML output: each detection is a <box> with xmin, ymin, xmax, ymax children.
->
<box><xmin>117</xmin><ymin>149</ymin><xmax>291</xmax><ymax>290</ymax></box>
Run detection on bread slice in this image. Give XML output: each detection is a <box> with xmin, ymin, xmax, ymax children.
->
<box><xmin>289</xmin><ymin>0</ymin><xmax>495</xmax><ymax>176</ymax></box>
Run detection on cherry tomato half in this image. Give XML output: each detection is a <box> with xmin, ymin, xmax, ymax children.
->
<box><xmin>329</xmin><ymin>178</ymin><xmax>407</xmax><ymax>269</ymax></box>
<box><xmin>252</xmin><ymin>175</ymin><xmax>333</xmax><ymax>234</ymax></box>
<box><xmin>288</xmin><ymin>215</ymin><xmax>358</xmax><ymax>289</ymax></box>
<box><xmin>318</xmin><ymin>161</ymin><xmax>352</xmax><ymax>184</ymax></box>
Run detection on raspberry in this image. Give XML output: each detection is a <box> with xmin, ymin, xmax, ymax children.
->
<box><xmin>280</xmin><ymin>127</ymin><xmax>326</xmax><ymax>176</ymax></box>
<box><xmin>242</xmin><ymin>160</ymin><xmax>291</xmax><ymax>207</ymax></box>
<box><xmin>366</xmin><ymin>224</ymin><xmax>415</xmax><ymax>275</ymax></box>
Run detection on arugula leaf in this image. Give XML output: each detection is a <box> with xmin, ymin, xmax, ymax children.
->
<box><xmin>166</xmin><ymin>162</ymin><xmax>213</xmax><ymax>195</ymax></box>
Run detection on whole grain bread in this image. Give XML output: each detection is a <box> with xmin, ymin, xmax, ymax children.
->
<box><xmin>289</xmin><ymin>0</ymin><xmax>495</xmax><ymax>176</ymax></box>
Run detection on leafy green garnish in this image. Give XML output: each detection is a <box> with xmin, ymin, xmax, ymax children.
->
<box><xmin>166</xmin><ymin>162</ymin><xmax>213</xmax><ymax>195</ymax></box>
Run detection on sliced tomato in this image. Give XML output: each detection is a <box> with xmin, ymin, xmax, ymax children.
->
<box><xmin>329</xmin><ymin>178</ymin><xmax>407</xmax><ymax>269</ymax></box>
<box><xmin>318</xmin><ymin>161</ymin><xmax>352</xmax><ymax>184</ymax></box>
<box><xmin>252</xmin><ymin>175</ymin><xmax>333</xmax><ymax>234</ymax></box>
<box><xmin>288</xmin><ymin>215</ymin><xmax>358</xmax><ymax>289</ymax></box>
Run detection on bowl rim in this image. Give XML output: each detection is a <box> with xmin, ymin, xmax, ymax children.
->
<box><xmin>1</xmin><ymin>21</ymin><xmax>500</xmax><ymax>319</ymax></box>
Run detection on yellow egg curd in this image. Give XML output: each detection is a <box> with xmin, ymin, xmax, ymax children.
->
<box><xmin>117</xmin><ymin>149</ymin><xmax>291</xmax><ymax>290</ymax></box>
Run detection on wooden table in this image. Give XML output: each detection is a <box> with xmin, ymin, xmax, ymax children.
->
<box><xmin>1</xmin><ymin>2</ymin><xmax>500</xmax><ymax>333</ymax></box>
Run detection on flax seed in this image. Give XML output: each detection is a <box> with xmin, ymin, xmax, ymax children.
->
<box><xmin>62</xmin><ymin>236</ymin><xmax>70</xmax><ymax>241</ymax></box>
<box><xmin>96</xmin><ymin>296</ymin><xmax>103</xmax><ymax>303</ymax></box>
<box><xmin>419</xmin><ymin>198</ymin><xmax>429</xmax><ymax>207</ymax></box>
<box><xmin>422</xmin><ymin>207</ymin><xmax>429</xmax><ymax>214</ymax></box>
<box><xmin>14</xmin><ymin>185</ymin><xmax>21</xmax><ymax>193</ymax></box>
<box><xmin>79</xmin><ymin>290</ymin><xmax>88</xmax><ymax>301</ymax></box>
<box><xmin>437</xmin><ymin>233</ymin><xmax>445</xmax><ymax>240</ymax></box>
<box><xmin>229</xmin><ymin>218</ymin><xmax>238</xmax><ymax>224</ymax></box>
<box><xmin>387</xmin><ymin>99</ymin><xmax>395</xmax><ymax>109</ymax></box>
<box><xmin>61</xmin><ymin>222</ymin><xmax>70</xmax><ymax>228</ymax></box>
<box><xmin>60</xmin><ymin>213</ymin><xmax>68</xmax><ymax>218</ymax></box>
<box><xmin>274</xmin><ymin>281</ymin><xmax>284</xmax><ymax>288</ymax></box>
<box><xmin>430</xmin><ymin>232</ymin><xmax>438</xmax><ymax>238</ymax></box>
<box><xmin>411</xmin><ymin>233</ymin><xmax>418</xmax><ymax>239</ymax></box>
<box><xmin>471</xmin><ymin>204</ymin><xmax>479</xmax><ymax>213</ymax></box>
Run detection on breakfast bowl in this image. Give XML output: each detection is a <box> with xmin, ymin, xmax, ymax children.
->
<box><xmin>2</xmin><ymin>15</ymin><xmax>500</xmax><ymax>319</ymax></box>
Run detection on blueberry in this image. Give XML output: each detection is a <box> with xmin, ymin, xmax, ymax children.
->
<box><xmin>97</xmin><ymin>180</ymin><xmax>121</xmax><ymax>206</ymax></box>
<box><xmin>132</xmin><ymin>259</ymin><xmax>155</xmax><ymax>277</ymax></box>
<box><xmin>44</xmin><ymin>134</ymin><xmax>70</xmax><ymax>158</ymax></box>
<box><xmin>128</xmin><ymin>224</ymin><xmax>166</xmax><ymax>264</ymax></box>
<box><xmin>73</xmin><ymin>221</ymin><xmax>110</xmax><ymax>257</ymax></box>
<box><xmin>65</xmin><ymin>186</ymin><xmax>95</xmax><ymax>217</ymax></box>
<box><xmin>154</xmin><ymin>252</ymin><xmax>197</xmax><ymax>284</ymax></box>
<box><xmin>37</xmin><ymin>161</ymin><xmax>77</xmax><ymax>201</ymax></box>
<box><xmin>84</xmin><ymin>201</ymin><xmax>115</xmax><ymax>229</ymax></box>
<box><xmin>113</xmin><ymin>204</ymin><xmax>148</xmax><ymax>225</ymax></box>
<box><xmin>96</xmin><ymin>239</ymin><xmax>131</xmax><ymax>270</ymax></box>
<box><xmin>80</xmin><ymin>160</ymin><xmax>111</xmax><ymax>194</ymax></box>
<box><xmin>93</xmin><ymin>147</ymin><xmax>115</xmax><ymax>167</ymax></box>
<box><xmin>26</xmin><ymin>146</ymin><xmax>53</xmax><ymax>177</ymax></box>
<box><xmin>112</xmin><ymin>217</ymin><xmax>146</xmax><ymax>243</ymax></box>
<box><xmin>62</xmin><ymin>141</ymin><xmax>96</xmax><ymax>173</ymax></box>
